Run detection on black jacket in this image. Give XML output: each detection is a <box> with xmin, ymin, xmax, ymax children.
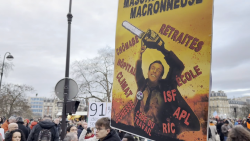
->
<box><xmin>27</xmin><ymin>120</ymin><xmax>59</xmax><ymax>141</ymax></box>
<box><xmin>100</xmin><ymin>129</ymin><xmax>121</xmax><ymax>141</ymax></box>
<box><xmin>16</xmin><ymin>121</ymin><xmax>29</xmax><ymax>139</ymax></box>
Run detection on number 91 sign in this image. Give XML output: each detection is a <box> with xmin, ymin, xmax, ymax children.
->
<box><xmin>87</xmin><ymin>102</ymin><xmax>112</xmax><ymax>128</ymax></box>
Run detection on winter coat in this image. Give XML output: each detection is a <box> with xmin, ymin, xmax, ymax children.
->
<box><xmin>77</xmin><ymin>125</ymin><xmax>84</xmax><ymax>138</ymax></box>
<box><xmin>16</xmin><ymin>121</ymin><xmax>29</xmax><ymax>139</ymax></box>
<box><xmin>1</xmin><ymin>120</ymin><xmax>9</xmax><ymax>133</ymax></box>
<box><xmin>27</xmin><ymin>120</ymin><xmax>59</xmax><ymax>141</ymax></box>
<box><xmin>79</xmin><ymin>129</ymin><xmax>120</xmax><ymax>141</ymax></box>
<box><xmin>208</xmin><ymin>124</ymin><xmax>218</xmax><ymax>141</ymax></box>
<box><xmin>221</xmin><ymin>124</ymin><xmax>230</xmax><ymax>137</ymax></box>
<box><xmin>30</xmin><ymin>121</ymin><xmax>38</xmax><ymax>130</ymax></box>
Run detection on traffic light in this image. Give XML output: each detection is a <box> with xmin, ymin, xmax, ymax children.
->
<box><xmin>66</xmin><ymin>101</ymin><xmax>80</xmax><ymax>115</ymax></box>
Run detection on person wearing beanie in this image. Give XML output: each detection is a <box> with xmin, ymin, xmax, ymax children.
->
<box><xmin>16</xmin><ymin>116</ymin><xmax>29</xmax><ymax>139</ymax></box>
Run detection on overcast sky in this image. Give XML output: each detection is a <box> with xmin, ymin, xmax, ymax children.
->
<box><xmin>0</xmin><ymin>0</ymin><xmax>249</xmax><ymax>99</ymax></box>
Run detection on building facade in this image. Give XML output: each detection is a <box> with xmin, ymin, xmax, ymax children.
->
<box><xmin>209</xmin><ymin>91</ymin><xmax>249</xmax><ymax>119</ymax></box>
<box><xmin>28</xmin><ymin>97</ymin><xmax>45</xmax><ymax>118</ymax></box>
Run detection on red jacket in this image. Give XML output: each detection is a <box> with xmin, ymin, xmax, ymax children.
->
<box><xmin>1</xmin><ymin>120</ymin><xmax>9</xmax><ymax>133</ymax></box>
<box><xmin>30</xmin><ymin>121</ymin><xmax>38</xmax><ymax>129</ymax></box>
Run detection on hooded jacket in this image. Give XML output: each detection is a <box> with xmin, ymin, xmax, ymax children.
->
<box><xmin>30</xmin><ymin>121</ymin><xmax>38</xmax><ymax>130</ymax></box>
<box><xmin>79</xmin><ymin>129</ymin><xmax>120</xmax><ymax>141</ymax></box>
<box><xmin>16</xmin><ymin>120</ymin><xmax>29</xmax><ymax>139</ymax></box>
<box><xmin>27</xmin><ymin>120</ymin><xmax>59</xmax><ymax>141</ymax></box>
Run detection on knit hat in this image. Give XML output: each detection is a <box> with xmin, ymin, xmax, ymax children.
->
<box><xmin>25</xmin><ymin>119</ymin><xmax>30</xmax><ymax>124</ymax></box>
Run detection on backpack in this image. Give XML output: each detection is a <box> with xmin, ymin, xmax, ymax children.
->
<box><xmin>38</xmin><ymin>128</ymin><xmax>52</xmax><ymax>141</ymax></box>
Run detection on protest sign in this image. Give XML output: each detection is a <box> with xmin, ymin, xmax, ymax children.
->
<box><xmin>111</xmin><ymin>0</ymin><xmax>213</xmax><ymax>140</ymax></box>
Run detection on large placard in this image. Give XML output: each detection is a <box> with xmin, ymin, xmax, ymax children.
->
<box><xmin>111</xmin><ymin>0</ymin><xmax>213</xmax><ymax>141</ymax></box>
<box><xmin>88</xmin><ymin>102</ymin><xmax>112</xmax><ymax>128</ymax></box>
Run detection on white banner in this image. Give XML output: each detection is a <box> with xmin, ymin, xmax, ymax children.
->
<box><xmin>87</xmin><ymin>102</ymin><xmax>112</xmax><ymax>128</ymax></box>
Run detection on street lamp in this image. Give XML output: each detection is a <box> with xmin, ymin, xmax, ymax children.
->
<box><xmin>0</xmin><ymin>52</ymin><xmax>14</xmax><ymax>91</ymax></box>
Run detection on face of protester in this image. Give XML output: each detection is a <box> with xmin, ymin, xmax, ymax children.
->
<box><xmin>122</xmin><ymin>138</ymin><xmax>128</xmax><ymax>141</ymax></box>
<box><xmin>54</xmin><ymin>119</ymin><xmax>59</xmax><ymax>125</ymax></box>
<box><xmin>9</xmin><ymin>123</ymin><xmax>18</xmax><ymax>132</ymax></box>
<box><xmin>69</xmin><ymin>126</ymin><xmax>78</xmax><ymax>134</ymax></box>
<box><xmin>95</xmin><ymin>126</ymin><xmax>110</xmax><ymax>139</ymax></box>
<box><xmin>148</xmin><ymin>63</ymin><xmax>163</xmax><ymax>84</ymax></box>
<box><xmin>12</xmin><ymin>132</ymin><xmax>21</xmax><ymax>141</ymax></box>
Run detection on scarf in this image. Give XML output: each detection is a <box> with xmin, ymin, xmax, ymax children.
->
<box><xmin>85</xmin><ymin>134</ymin><xmax>94</xmax><ymax>139</ymax></box>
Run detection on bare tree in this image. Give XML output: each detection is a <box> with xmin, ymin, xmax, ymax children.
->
<box><xmin>0</xmin><ymin>83</ymin><xmax>34</xmax><ymax>118</ymax></box>
<box><xmin>72</xmin><ymin>47</ymin><xmax>114</xmax><ymax>102</ymax></box>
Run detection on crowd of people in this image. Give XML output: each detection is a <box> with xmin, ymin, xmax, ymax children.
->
<box><xmin>2</xmin><ymin>114</ymin><xmax>250</xmax><ymax>141</ymax></box>
<box><xmin>208</xmin><ymin>115</ymin><xmax>250</xmax><ymax>141</ymax></box>
<box><xmin>0</xmin><ymin>116</ymin><xmax>140</xmax><ymax>141</ymax></box>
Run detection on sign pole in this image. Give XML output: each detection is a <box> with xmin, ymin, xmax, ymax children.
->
<box><xmin>61</xmin><ymin>0</ymin><xmax>73</xmax><ymax>139</ymax></box>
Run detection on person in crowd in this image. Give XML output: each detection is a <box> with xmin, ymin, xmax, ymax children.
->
<box><xmin>0</xmin><ymin>117</ymin><xmax>4</xmax><ymax>125</ymax></box>
<box><xmin>227</xmin><ymin>125</ymin><xmax>250</xmax><ymax>141</ymax></box>
<box><xmin>0</xmin><ymin>133</ymin><xmax>3</xmax><ymax>141</ymax></box>
<box><xmin>27</xmin><ymin>116</ymin><xmax>59</xmax><ymax>141</ymax></box>
<box><xmin>67</xmin><ymin>125</ymin><xmax>78</xmax><ymax>135</ymax></box>
<box><xmin>5</xmin><ymin>123</ymin><xmax>18</xmax><ymax>139</ymax></box>
<box><xmin>221</xmin><ymin>120</ymin><xmax>231</xmax><ymax>141</ymax></box>
<box><xmin>79</xmin><ymin>117</ymin><xmax>120</xmax><ymax>141</ymax></box>
<box><xmin>23</xmin><ymin>119</ymin><xmax>30</xmax><ymax>134</ymax></box>
<box><xmin>77</xmin><ymin>122</ymin><xmax>84</xmax><ymax>138</ymax></box>
<box><xmin>1</xmin><ymin>116</ymin><xmax>16</xmax><ymax>133</ymax></box>
<box><xmin>122</xmin><ymin>134</ymin><xmax>135</xmax><ymax>141</ymax></box>
<box><xmin>216</xmin><ymin>119</ymin><xmax>224</xmax><ymax>141</ymax></box>
<box><xmin>116</xmin><ymin>130</ymin><xmax>126</xmax><ymax>140</ymax></box>
<box><xmin>4</xmin><ymin>129</ymin><xmax>26</xmax><ymax>141</ymax></box>
<box><xmin>16</xmin><ymin>117</ymin><xmax>29</xmax><ymax>140</ymax></box>
<box><xmin>29</xmin><ymin>119</ymin><xmax>38</xmax><ymax>130</ymax></box>
<box><xmin>208</xmin><ymin>120</ymin><xmax>218</xmax><ymax>141</ymax></box>
<box><xmin>63</xmin><ymin>132</ymin><xmax>78</xmax><ymax>141</ymax></box>
<box><xmin>244</xmin><ymin>115</ymin><xmax>250</xmax><ymax>131</ymax></box>
<box><xmin>54</xmin><ymin>118</ymin><xmax>61</xmax><ymax>137</ymax></box>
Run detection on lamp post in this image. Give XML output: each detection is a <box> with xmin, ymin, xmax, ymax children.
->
<box><xmin>61</xmin><ymin>0</ymin><xmax>73</xmax><ymax>139</ymax></box>
<box><xmin>0</xmin><ymin>52</ymin><xmax>14</xmax><ymax>91</ymax></box>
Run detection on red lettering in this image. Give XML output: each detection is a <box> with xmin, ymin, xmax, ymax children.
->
<box><xmin>181</xmin><ymin>34</ymin><xmax>189</xmax><ymax>44</ymax></box>
<box><xmin>195</xmin><ymin>41</ymin><xmax>204</xmax><ymax>52</ymax></box>
<box><xmin>167</xmin><ymin>123</ymin><xmax>170</xmax><ymax>133</ymax></box>
<box><xmin>173</xmin><ymin>107</ymin><xmax>181</xmax><ymax>119</ymax></box>
<box><xmin>176</xmin><ymin>32</ymin><xmax>184</xmax><ymax>43</ymax></box>
<box><xmin>121</xmin><ymin>81</ymin><xmax>128</xmax><ymax>90</ymax></box>
<box><xmin>167</xmin><ymin>90</ymin><xmax>172</xmax><ymax>102</ymax></box>
<box><xmin>163</xmin><ymin>91</ymin><xmax>168</xmax><ymax>102</ymax></box>
<box><xmin>135</xmin><ymin>36</ymin><xmax>139</xmax><ymax>43</ymax></box>
<box><xmin>189</xmin><ymin>70</ymin><xmax>197</xmax><ymax>78</ymax></box>
<box><xmin>180</xmin><ymin>74</ymin><xmax>187</xmax><ymax>84</ymax></box>
<box><xmin>185</xmin><ymin>35</ymin><xmax>194</xmax><ymax>47</ymax></box>
<box><xmin>132</xmin><ymin>38</ymin><xmax>135</xmax><ymax>46</ymax></box>
<box><xmin>159</xmin><ymin>24</ymin><xmax>166</xmax><ymax>34</ymax></box>
<box><xmin>125</xmin><ymin>42</ymin><xmax>129</xmax><ymax>50</ymax></box>
<box><xmin>171</xmin><ymin>89</ymin><xmax>176</xmax><ymax>101</ymax></box>
<box><xmin>176</xmin><ymin>77</ymin><xmax>182</xmax><ymax>86</ymax></box>
<box><xmin>168</xmin><ymin>27</ymin><xmax>175</xmax><ymax>38</ymax></box>
<box><xmin>171</xmin><ymin>30</ymin><xmax>179</xmax><ymax>41</ymax></box>
<box><xmin>126</xmin><ymin>90</ymin><xmax>133</xmax><ymax>97</ymax></box>
<box><xmin>163</xmin><ymin>123</ymin><xmax>167</xmax><ymax>133</ymax></box>
<box><xmin>179</xmin><ymin>110</ymin><xmax>187</xmax><ymax>120</ymax></box>
<box><xmin>194</xmin><ymin>65</ymin><xmax>202</xmax><ymax>75</ymax></box>
<box><xmin>171</xmin><ymin>123</ymin><xmax>175</xmax><ymax>133</ymax></box>
<box><xmin>163</xmin><ymin>25</ymin><xmax>171</xmax><ymax>36</ymax></box>
<box><xmin>184</xmin><ymin>113</ymin><xmax>190</xmax><ymax>125</ymax></box>
<box><xmin>116</xmin><ymin>72</ymin><xmax>123</xmax><ymax>82</ymax></box>
<box><xmin>189</xmin><ymin>38</ymin><xmax>199</xmax><ymax>50</ymax></box>
<box><xmin>184</xmin><ymin>72</ymin><xmax>192</xmax><ymax>81</ymax></box>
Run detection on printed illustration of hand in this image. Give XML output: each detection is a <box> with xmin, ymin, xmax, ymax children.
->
<box><xmin>142</xmin><ymin>29</ymin><xmax>165</xmax><ymax>51</ymax></box>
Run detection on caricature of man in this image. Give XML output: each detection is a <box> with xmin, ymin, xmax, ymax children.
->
<box><xmin>134</xmin><ymin>29</ymin><xmax>200</xmax><ymax>139</ymax></box>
